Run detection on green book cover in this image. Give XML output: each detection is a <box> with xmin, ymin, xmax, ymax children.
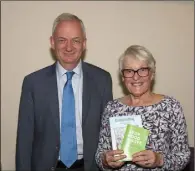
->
<box><xmin>119</xmin><ymin>124</ymin><xmax>149</xmax><ymax>161</ymax></box>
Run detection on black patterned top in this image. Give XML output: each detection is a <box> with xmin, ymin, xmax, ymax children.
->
<box><xmin>95</xmin><ymin>95</ymin><xmax>190</xmax><ymax>171</ymax></box>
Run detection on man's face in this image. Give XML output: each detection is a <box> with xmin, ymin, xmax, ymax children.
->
<box><xmin>50</xmin><ymin>20</ymin><xmax>86</xmax><ymax>70</ymax></box>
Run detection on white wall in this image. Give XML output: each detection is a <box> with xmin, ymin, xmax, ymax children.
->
<box><xmin>1</xmin><ymin>1</ymin><xmax>194</xmax><ymax>170</ymax></box>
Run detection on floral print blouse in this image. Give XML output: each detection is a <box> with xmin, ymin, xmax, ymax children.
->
<box><xmin>95</xmin><ymin>95</ymin><xmax>190</xmax><ymax>171</ymax></box>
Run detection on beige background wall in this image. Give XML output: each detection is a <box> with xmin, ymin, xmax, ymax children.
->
<box><xmin>1</xmin><ymin>1</ymin><xmax>194</xmax><ymax>170</ymax></box>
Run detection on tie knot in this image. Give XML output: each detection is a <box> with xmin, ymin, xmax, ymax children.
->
<box><xmin>66</xmin><ymin>71</ymin><xmax>74</xmax><ymax>80</ymax></box>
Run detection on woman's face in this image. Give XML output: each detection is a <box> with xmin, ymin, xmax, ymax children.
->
<box><xmin>122</xmin><ymin>56</ymin><xmax>154</xmax><ymax>98</ymax></box>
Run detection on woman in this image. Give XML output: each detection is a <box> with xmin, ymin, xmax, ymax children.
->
<box><xmin>95</xmin><ymin>45</ymin><xmax>190</xmax><ymax>171</ymax></box>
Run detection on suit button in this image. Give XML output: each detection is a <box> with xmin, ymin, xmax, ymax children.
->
<box><xmin>56</xmin><ymin>146</ymin><xmax>59</xmax><ymax>150</ymax></box>
<box><xmin>51</xmin><ymin>167</ymin><xmax>55</xmax><ymax>171</ymax></box>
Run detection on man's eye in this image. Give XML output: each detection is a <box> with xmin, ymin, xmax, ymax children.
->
<box><xmin>73</xmin><ymin>39</ymin><xmax>81</xmax><ymax>43</ymax></box>
<box><xmin>57</xmin><ymin>39</ymin><xmax>65</xmax><ymax>43</ymax></box>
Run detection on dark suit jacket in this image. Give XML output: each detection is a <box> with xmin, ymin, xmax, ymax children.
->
<box><xmin>16</xmin><ymin>61</ymin><xmax>113</xmax><ymax>171</ymax></box>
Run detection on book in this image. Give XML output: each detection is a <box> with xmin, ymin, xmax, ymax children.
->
<box><xmin>109</xmin><ymin>115</ymin><xmax>143</xmax><ymax>151</ymax></box>
<box><xmin>120</xmin><ymin>124</ymin><xmax>149</xmax><ymax>161</ymax></box>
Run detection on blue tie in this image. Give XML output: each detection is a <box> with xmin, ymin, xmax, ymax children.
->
<box><xmin>60</xmin><ymin>71</ymin><xmax>77</xmax><ymax>167</ymax></box>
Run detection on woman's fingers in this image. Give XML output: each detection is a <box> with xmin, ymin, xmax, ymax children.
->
<box><xmin>103</xmin><ymin>150</ymin><xmax>126</xmax><ymax>168</ymax></box>
<box><xmin>132</xmin><ymin>150</ymin><xmax>160</xmax><ymax>168</ymax></box>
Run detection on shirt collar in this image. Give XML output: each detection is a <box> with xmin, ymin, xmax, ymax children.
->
<box><xmin>56</xmin><ymin>60</ymin><xmax>82</xmax><ymax>78</ymax></box>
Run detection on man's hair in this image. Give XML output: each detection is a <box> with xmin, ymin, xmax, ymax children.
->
<box><xmin>52</xmin><ymin>13</ymin><xmax>86</xmax><ymax>38</ymax></box>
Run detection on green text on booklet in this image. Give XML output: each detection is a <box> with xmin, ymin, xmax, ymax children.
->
<box><xmin>120</xmin><ymin>124</ymin><xmax>149</xmax><ymax>161</ymax></box>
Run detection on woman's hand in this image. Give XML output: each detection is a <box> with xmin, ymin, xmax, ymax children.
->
<box><xmin>132</xmin><ymin>150</ymin><xmax>163</xmax><ymax>168</ymax></box>
<box><xmin>102</xmin><ymin>150</ymin><xmax>126</xmax><ymax>169</ymax></box>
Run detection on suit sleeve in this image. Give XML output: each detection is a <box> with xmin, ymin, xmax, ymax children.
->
<box><xmin>101</xmin><ymin>72</ymin><xmax>113</xmax><ymax>110</ymax></box>
<box><xmin>16</xmin><ymin>76</ymin><xmax>34</xmax><ymax>171</ymax></box>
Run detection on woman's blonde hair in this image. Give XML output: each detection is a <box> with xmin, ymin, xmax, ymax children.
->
<box><xmin>119</xmin><ymin>45</ymin><xmax>156</xmax><ymax>72</ymax></box>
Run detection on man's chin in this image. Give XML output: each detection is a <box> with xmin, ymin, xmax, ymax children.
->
<box><xmin>64</xmin><ymin>59</ymin><xmax>79</xmax><ymax>64</ymax></box>
<box><xmin>60</xmin><ymin>58</ymin><xmax>80</xmax><ymax>66</ymax></box>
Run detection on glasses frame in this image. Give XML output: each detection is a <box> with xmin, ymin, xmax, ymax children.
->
<box><xmin>121</xmin><ymin>67</ymin><xmax>151</xmax><ymax>78</ymax></box>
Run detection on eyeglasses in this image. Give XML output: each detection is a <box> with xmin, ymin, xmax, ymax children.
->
<box><xmin>121</xmin><ymin>67</ymin><xmax>151</xmax><ymax>78</ymax></box>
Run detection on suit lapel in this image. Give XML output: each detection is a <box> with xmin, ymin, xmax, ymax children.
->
<box><xmin>46</xmin><ymin>62</ymin><xmax>91</xmax><ymax>133</ymax></box>
<box><xmin>82</xmin><ymin>62</ymin><xmax>92</xmax><ymax>125</ymax></box>
<box><xmin>46</xmin><ymin>62</ymin><xmax>94</xmax><ymax>130</ymax></box>
<box><xmin>46</xmin><ymin>63</ymin><xmax>60</xmax><ymax>133</ymax></box>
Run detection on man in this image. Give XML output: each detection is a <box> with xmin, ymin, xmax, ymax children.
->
<box><xmin>16</xmin><ymin>13</ymin><xmax>113</xmax><ymax>171</ymax></box>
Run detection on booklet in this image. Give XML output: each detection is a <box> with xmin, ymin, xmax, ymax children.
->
<box><xmin>109</xmin><ymin>115</ymin><xmax>143</xmax><ymax>151</ymax></box>
<box><xmin>120</xmin><ymin>124</ymin><xmax>149</xmax><ymax>161</ymax></box>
